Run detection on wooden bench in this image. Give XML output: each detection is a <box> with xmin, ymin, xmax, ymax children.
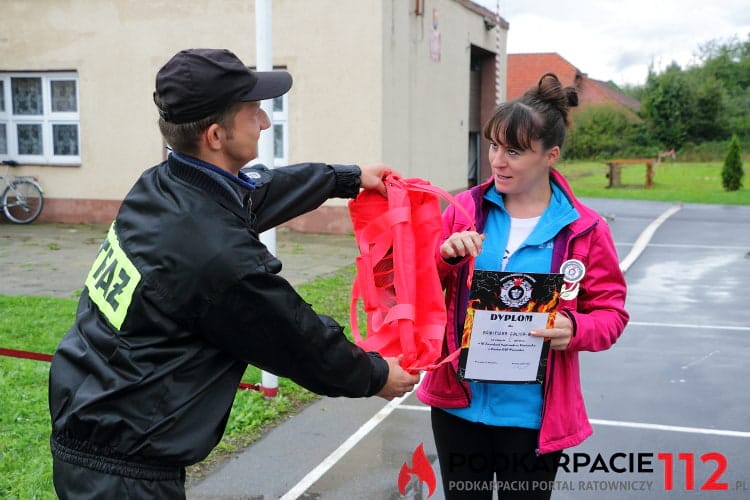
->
<box><xmin>605</xmin><ymin>158</ymin><xmax>654</xmax><ymax>189</ymax></box>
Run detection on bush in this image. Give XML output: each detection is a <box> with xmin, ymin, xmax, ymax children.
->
<box><xmin>565</xmin><ymin>105</ymin><xmax>659</xmax><ymax>160</ymax></box>
<box><xmin>721</xmin><ymin>134</ymin><xmax>744</xmax><ymax>191</ymax></box>
<box><xmin>678</xmin><ymin>141</ymin><xmax>730</xmax><ymax>161</ymax></box>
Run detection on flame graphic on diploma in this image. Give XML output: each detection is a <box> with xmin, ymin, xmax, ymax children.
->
<box><xmin>398</xmin><ymin>443</ymin><xmax>437</xmax><ymax>497</ymax></box>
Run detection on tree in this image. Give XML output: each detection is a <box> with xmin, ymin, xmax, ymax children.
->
<box><xmin>684</xmin><ymin>71</ymin><xmax>729</xmax><ymax>141</ymax></box>
<box><xmin>695</xmin><ymin>35</ymin><xmax>749</xmax><ymax>141</ymax></box>
<box><xmin>566</xmin><ymin>105</ymin><xmax>656</xmax><ymax>160</ymax></box>
<box><xmin>721</xmin><ymin>134</ymin><xmax>744</xmax><ymax>191</ymax></box>
<box><xmin>634</xmin><ymin>34</ymin><xmax>749</xmax><ymax>149</ymax></box>
<box><xmin>697</xmin><ymin>35</ymin><xmax>750</xmax><ymax>90</ymax></box>
<box><xmin>641</xmin><ymin>63</ymin><xmax>691</xmax><ymax>148</ymax></box>
<box><xmin>618</xmin><ymin>82</ymin><xmax>647</xmax><ymax>102</ymax></box>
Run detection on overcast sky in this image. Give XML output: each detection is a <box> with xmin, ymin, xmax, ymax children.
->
<box><xmin>473</xmin><ymin>0</ymin><xmax>750</xmax><ymax>86</ymax></box>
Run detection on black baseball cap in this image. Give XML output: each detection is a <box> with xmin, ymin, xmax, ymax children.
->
<box><xmin>153</xmin><ymin>48</ymin><xmax>292</xmax><ymax>124</ymax></box>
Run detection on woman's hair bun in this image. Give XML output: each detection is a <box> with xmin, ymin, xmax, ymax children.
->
<box><xmin>483</xmin><ymin>71</ymin><xmax>578</xmax><ymax>150</ymax></box>
<box><xmin>532</xmin><ymin>72</ymin><xmax>578</xmax><ymax>126</ymax></box>
<box><xmin>565</xmin><ymin>87</ymin><xmax>579</xmax><ymax>107</ymax></box>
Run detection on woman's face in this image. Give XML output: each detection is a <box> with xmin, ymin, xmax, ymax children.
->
<box><xmin>487</xmin><ymin>137</ymin><xmax>559</xmax><ymax>196</ymax></box>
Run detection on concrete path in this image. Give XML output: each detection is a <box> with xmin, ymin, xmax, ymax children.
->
<box><xmin>0</xmin><ymin>223</ymin><xmax>357</xmax><ymax>298</ymax></box>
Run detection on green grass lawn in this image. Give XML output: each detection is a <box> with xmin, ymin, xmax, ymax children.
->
<box><xmin>1</xmin><ymin>296</ymin><xmax>74</xmax><ymax>499</ymax></box>
<box><xmin>559</xmin><ymin>160</ymin><xmax>750</xmax><ymax>204</ymax></box>
<box><xmin>1</xmin><ymin>160</ymin><xmax>746</xmax><ymax>497</ymax></box>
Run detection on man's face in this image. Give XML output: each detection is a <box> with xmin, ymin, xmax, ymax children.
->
<box><xmin>220</xmin><ymin>101</ymin><xmax>270</xmax><ymax>169</ymax></box>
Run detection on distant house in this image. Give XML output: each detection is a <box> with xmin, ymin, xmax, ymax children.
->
<box><xmin>0</xmin><ymin>0</ymin><xmax>508</xmax><ymax>232</ymax></box>
<box><xmin>507</xmin><ymin>52</ymin><xmax>640</xmax><ymax>116</ymax></box>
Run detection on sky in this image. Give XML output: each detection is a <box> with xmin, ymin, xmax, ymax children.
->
<box><xmin>473</xmin><ymin>0</ymin><xmax>750</xmax><ymax>86</ymax></box>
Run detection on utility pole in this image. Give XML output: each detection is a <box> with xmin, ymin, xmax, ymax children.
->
<box><xmin>256</xmin><ymin>0</ymin><xmax>278</xmax><ymax>398</ymax></box>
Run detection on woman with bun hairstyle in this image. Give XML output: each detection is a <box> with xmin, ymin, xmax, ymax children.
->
<box><xmin>417</xmin><ymin>73</ymin><xmax>629</xmax><ymax>499</ymax></box>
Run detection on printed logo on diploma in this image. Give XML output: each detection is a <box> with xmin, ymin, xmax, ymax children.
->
<box><xmin>457</xmin><ymin>271</ymin><xmax>564</xmax><ymax>384</ymax></box>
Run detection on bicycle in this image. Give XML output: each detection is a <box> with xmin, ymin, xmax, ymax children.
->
<box><xmin>1</xmin><ymin>160</ymin><xmax>45</xmax><ymax>224</ymax></box>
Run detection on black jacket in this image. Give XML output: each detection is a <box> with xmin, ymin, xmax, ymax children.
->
<box><xmin>49</xmin><ymin>154</ymin><xmax>388</xmax><ymax>476</ymax></box>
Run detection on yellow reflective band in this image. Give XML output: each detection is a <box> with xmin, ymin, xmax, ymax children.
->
<box><xmin>84</xmin><ymin>222</ymin><xmax>141</xmax><ymax>330</ymax></box>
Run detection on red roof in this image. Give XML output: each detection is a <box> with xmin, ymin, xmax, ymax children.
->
<box><xmin>507</xmin><ymin>53</ymin><xmax>639</xmax><ymax>114</ymax></box>
<box><xmin>581</xmin><ymin>77</ymin><xmax>641</xmax><ymax>113</ymax></box>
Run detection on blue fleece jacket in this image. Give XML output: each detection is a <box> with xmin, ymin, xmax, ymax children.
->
<box><xmin>444</xmin><ymin>182</ymin><xmax>579</xmax><ymax>428</ymax></box>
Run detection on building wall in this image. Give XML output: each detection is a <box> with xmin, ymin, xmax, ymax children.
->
<box><xmin>266</xmin><ymin>0</ymin><xmax>384</xmax><ymax>232</ymax></box>
<box><xmin>275</xmin><ymin>0</ymin><xmax>383</xmax><ymax>167</ymax></box>
<box><xmin>381</xmin><ymin>0</ymin><xmax>503</xmax><ymax>193</ymax></box>
<box><xmin>1</xmin><ymin>1</ymin><xmax>259</xmax><ymax>220</ymax></box>
<box><xmin>1</xmin><ymin>0</ymin><xmax>504</xmax><ymax>230</ymax></box>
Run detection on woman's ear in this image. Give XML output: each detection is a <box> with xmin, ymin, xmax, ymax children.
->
<box><xmin>546</xmin><ymin>146</ymin><xmax>561</xmax><ymax>166</ymax></box>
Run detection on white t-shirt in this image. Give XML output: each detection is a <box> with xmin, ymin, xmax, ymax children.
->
<box><xmin>501</xmin><ymin>216</ymin><xmax>540</xmax><ymax>271</ymax></box>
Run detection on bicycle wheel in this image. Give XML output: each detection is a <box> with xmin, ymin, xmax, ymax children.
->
<box><xmin>2</xmin><ymin>180</ymin><xmax>44</xmax><ymax>224</ymax></box>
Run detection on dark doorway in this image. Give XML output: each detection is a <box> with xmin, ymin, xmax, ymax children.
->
<box><xmin>468</xmin><ymin>46</ymin><xmax>497</xmax><ymax>188</ymax></box>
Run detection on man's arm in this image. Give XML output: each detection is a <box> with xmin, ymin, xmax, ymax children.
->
<box><xmin>244</xmin><ymin>163</ymin><xmax>390</xmax><ymax>232</ymax></box>
<box><xmin>196</xmin><ymin>263</ymin><xmax>417</xmax><ymax>398</ymax></box>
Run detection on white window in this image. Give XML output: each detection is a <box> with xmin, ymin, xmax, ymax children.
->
<box><xmin>272</xmin><ymin>93</ymin><xmax>288</xmax><ymax>166</ymax></box>
<box><xmin>0</xmin><ymin>72</ymin><xmax>81</xmax><ymax>165</ymax></box>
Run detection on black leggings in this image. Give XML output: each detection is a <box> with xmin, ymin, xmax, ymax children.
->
<box><xmin>431</xmin><ymin>408</ymin><xmax>562</xmax><ymax>500</ymax></box>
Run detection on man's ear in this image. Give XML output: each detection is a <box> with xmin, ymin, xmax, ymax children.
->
<box><xmin>203</xmin><ymin>123</ymin><xmax>223</xmax><ymax>152</ymax></box>
<box><xmin>546</xmin><ymin>146</ymin><xmax>560</xmax><ymax>166</ymax></box>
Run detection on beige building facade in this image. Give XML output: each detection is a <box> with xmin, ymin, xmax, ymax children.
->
<box><xmin>0</xmin><ymin>0</ymin><xmax>507</xmax><ymax>232</ymax></box>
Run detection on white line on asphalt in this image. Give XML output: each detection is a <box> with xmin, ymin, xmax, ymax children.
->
<box><xmin>681</xmin><ymin>350</ymin><xmax>720</xmax><ymax>370</ymax></box>
<box><xmin>588</xmin><ymin>419</ymin><xmax>750</xmax><ymax>438</ymax></box>
<box><xmin>614</xmin><ymin>243</ymin><xmax>749</xmax><ymax>250</ymax></box>
<box><xmin>628</xmin><ymin>321</ymin><xmax>750</xmax><ymax>332</ymax></box>
<box><xmin>618</xmin><ymin>203</ymin><xmax>683</xmax><ymax>273</ymax></box>
<box><xmin>399</xmin><ymin>404</ymin><xmax>430</xmax><ymax>411</ymax></box>
<box><xmin>395</xmin><ymin>406</ymin><xmax>750</xmax><ymax>438</ymax></box>
<box><xmin>639</xmin><ymin>243</ymin><xmax>750</xmax><ymax>250</ymax></box>
<box><xmin>280</xmin><ymin>387</ymin><xmax>417</xmax><ymax>500</ymax></box>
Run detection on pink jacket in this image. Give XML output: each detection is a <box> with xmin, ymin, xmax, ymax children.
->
<box><xmin>417</xmin><ymin>169</ymin><xmax>629</xmax><ymax>454</ymax></box>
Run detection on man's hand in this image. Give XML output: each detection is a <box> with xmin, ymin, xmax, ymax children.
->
<box><xmin>359</xmin><ymin>163</ymin><xmax>393</xmax><ymax>197</ymax></box>
<box><xmin>375</xmin><ymin>356</ymin><xmax>421</xmax><ymax>400</ymax></box>
<box><xmin>440</xmin><ymin>231</ymin><xmax>485</xmax><ymax>260</ymax></box>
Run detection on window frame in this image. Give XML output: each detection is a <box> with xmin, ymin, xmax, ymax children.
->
<box><xmin>272</xmin><ymin>93</ymin><xmax>288</xmax><ymax>166</ymax></box>
<box><xmin>0</xmin><ymin>71</ymin><xmax>81</xmax><ymax>165</ymax></box>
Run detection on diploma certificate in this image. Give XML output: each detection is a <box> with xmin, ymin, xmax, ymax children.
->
<box><xmin>457</xmin><ymin>271</ymin><xmax>564</xmax><ymax>384</ymax></box>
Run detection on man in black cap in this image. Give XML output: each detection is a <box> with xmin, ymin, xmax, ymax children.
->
<box><xmin>48</xmin><ymin>48</ymin><xmax>419</xmax><ymax>499</ymax></box>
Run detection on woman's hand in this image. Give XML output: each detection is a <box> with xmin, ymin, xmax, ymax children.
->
<box><xmin>440</xmin><ymin>231</ymin><xmax>485</xmax><ymax>260</ymax></box>
<box><xmin>531</xmin><ymin>312</ymin><xmax>573</xmax><ymax>350</ymax></box>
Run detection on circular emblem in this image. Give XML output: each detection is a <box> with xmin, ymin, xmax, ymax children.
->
<box><xmin>560</xmin><ymin>259</ymin><xmax>586</xmax><ymax>283</ymax></box>
<box><xmin>245</xmin><ymin>171</ymin><xmax>262</xmax><ymax>179</ymax></box>
<box><xmin>500</xmin><ymin>274</ymin><xmax>534</xmax><ymax>308</ymax></box>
